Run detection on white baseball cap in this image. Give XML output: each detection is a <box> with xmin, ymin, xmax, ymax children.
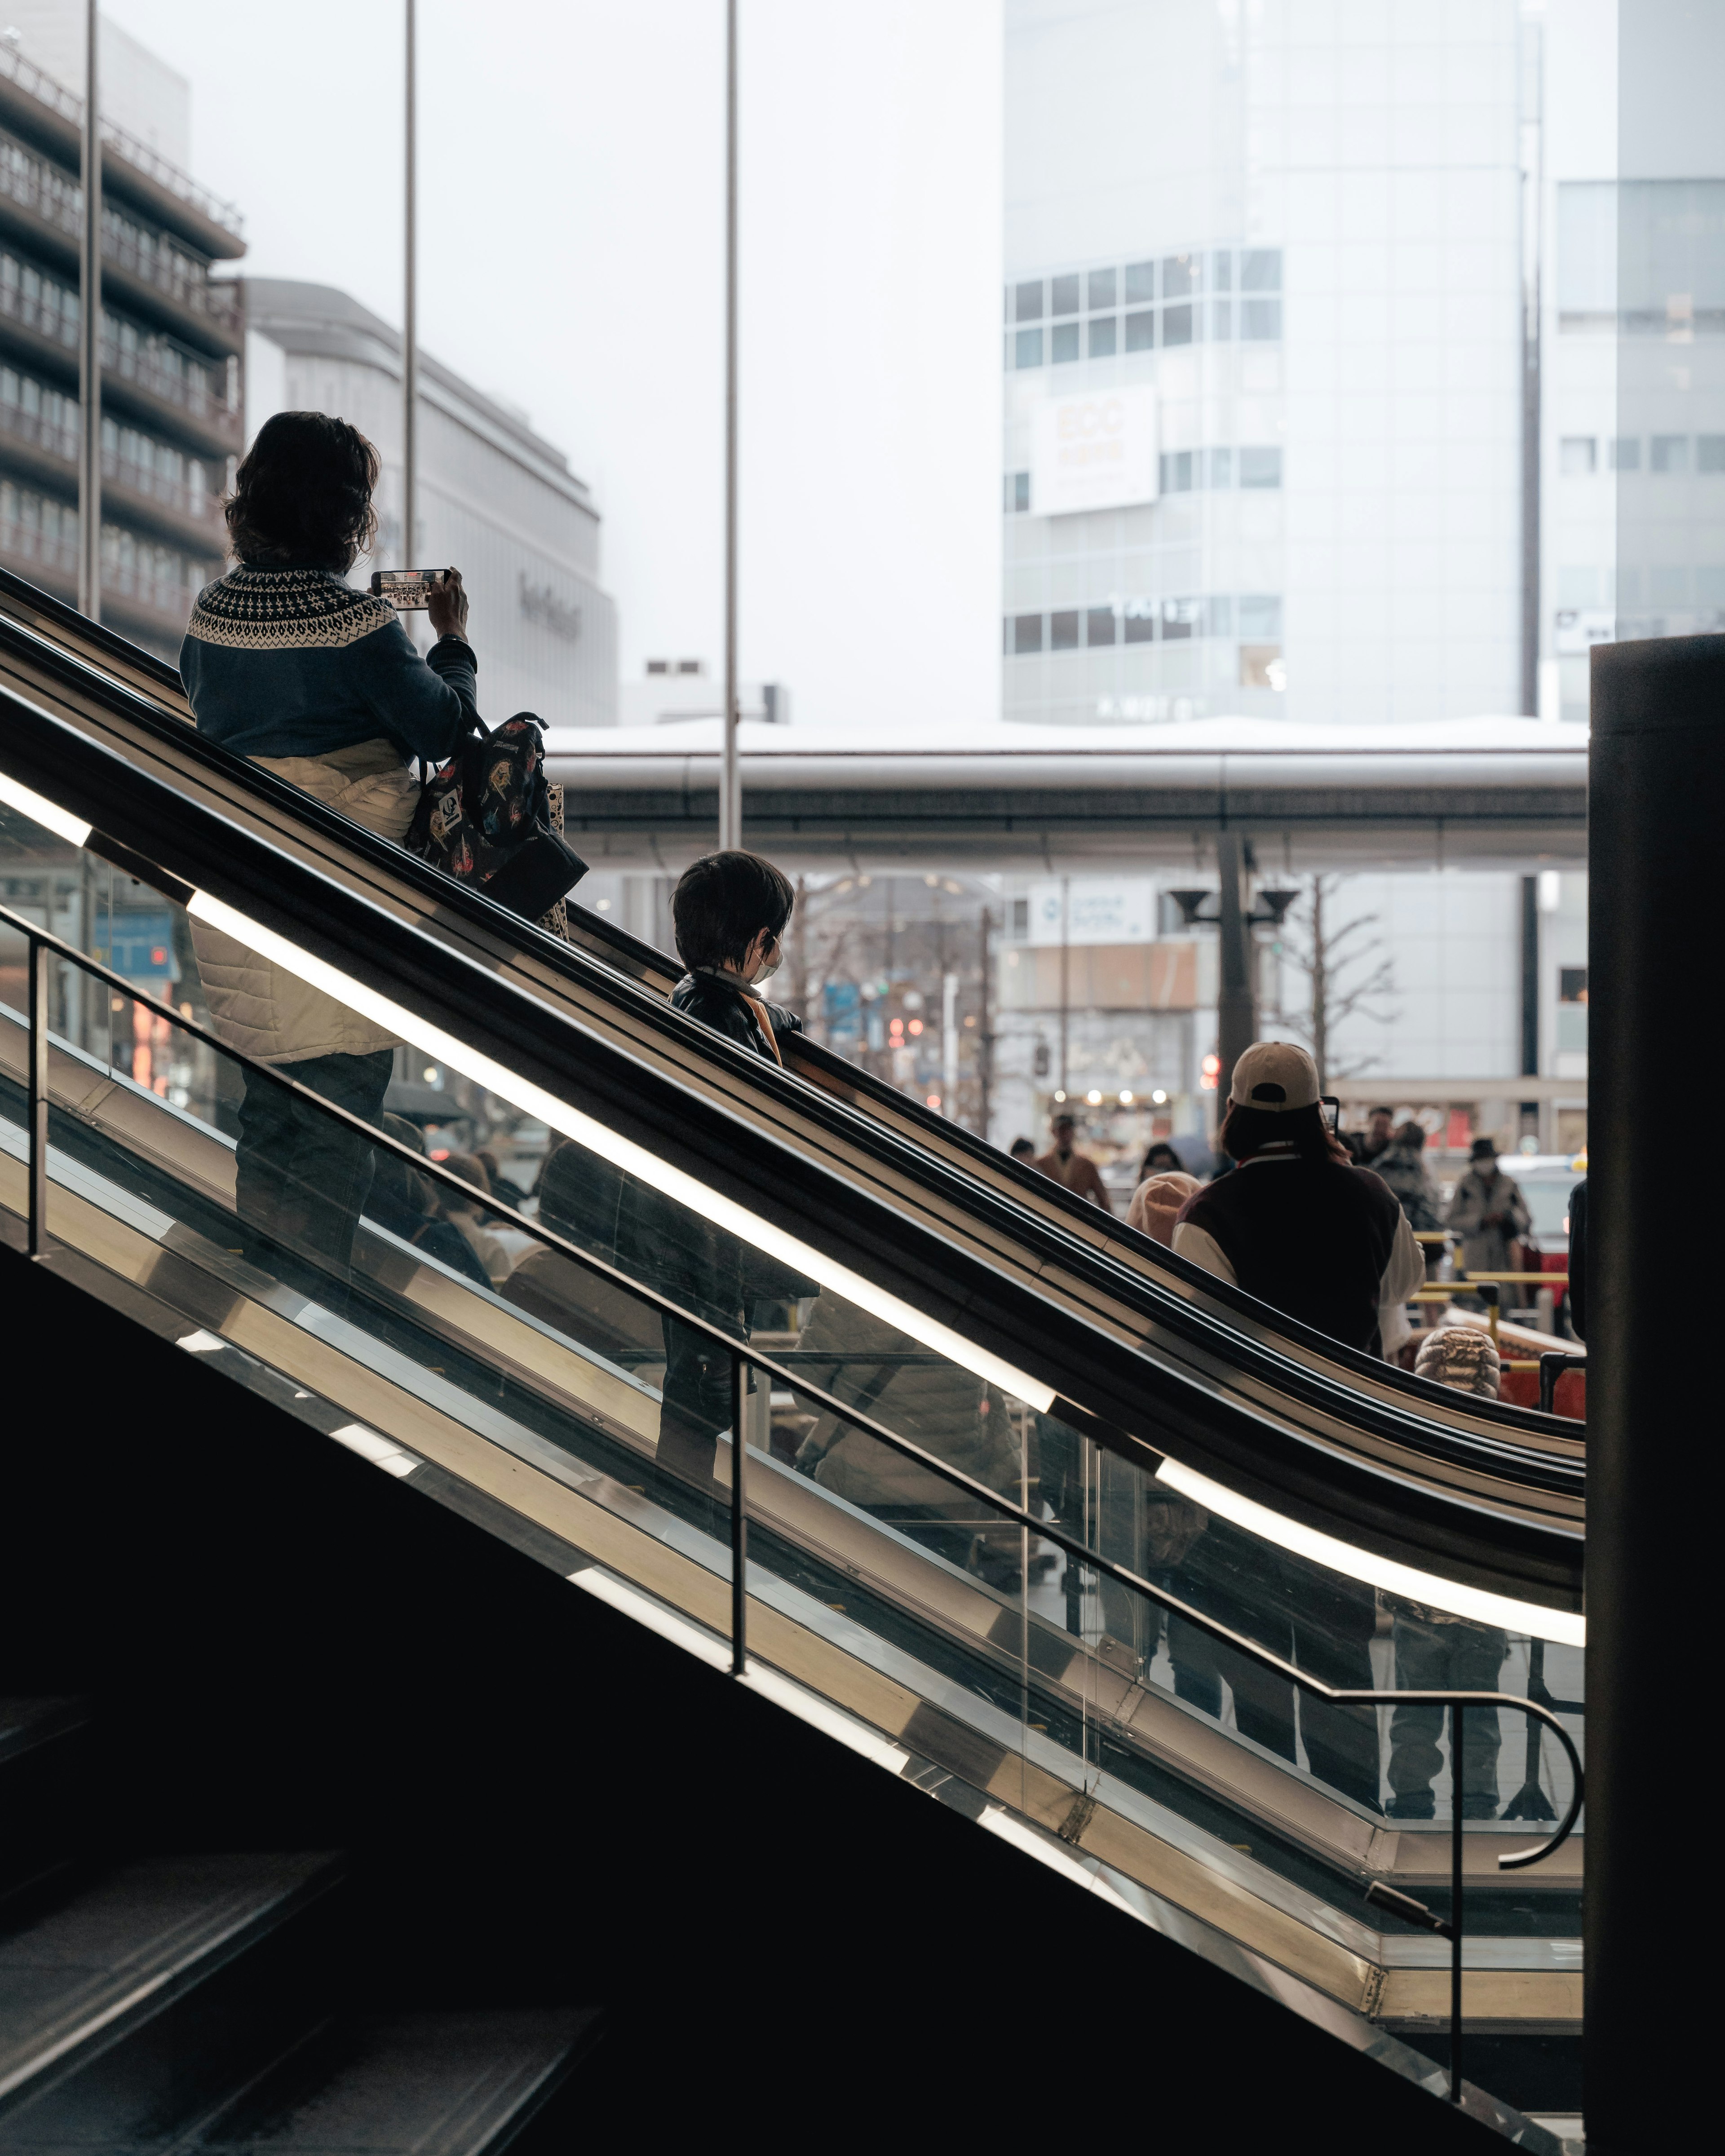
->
<box><xmin>1228</xmin><ymin>1040</ymin><xmax>1321</xmax><ymax>1112</ymax></box>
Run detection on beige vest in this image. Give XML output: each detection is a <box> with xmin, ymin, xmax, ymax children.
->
<box><xmin>189</xmin><ymin>739</ymin><xmax>420</xmax><ymax>1065</ymax></box>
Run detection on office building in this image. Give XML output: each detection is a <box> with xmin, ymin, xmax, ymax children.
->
<box><xmin>245</xmin><ymin>281</ymin><xmax>618</xmax><ymax>731</ymax></box>
<box><xmin>0</xmin><ymin>19</ymin><xmax>242</xmax><ymax>661</ymax></box>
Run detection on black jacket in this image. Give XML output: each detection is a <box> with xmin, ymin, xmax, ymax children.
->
<box><xmin>672</xmin><ymin>970</ymin><xmax>803</xmax><ymax>1059</ymax></box>
<box><xmin>1177</xmin><ymin>1156</ymin><xmax>1406</xmax><ymax>1354</ymax></box>
<box><xmin>1568</xmin><ymin>1178</ymin><xmax>1587</xmax><ymax>1339</ymax></box>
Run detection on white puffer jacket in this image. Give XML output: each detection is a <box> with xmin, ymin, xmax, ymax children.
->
<box><xmin>190</xmin><ymin>739</ymin><xmax>420</xmax><ymax>1064</ymax></box>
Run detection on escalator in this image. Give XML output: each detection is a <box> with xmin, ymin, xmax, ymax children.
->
<box><xmin>0</xmin><ymin>575</ymin><xmax>1586</xmax><ymax>2141</ymax></box>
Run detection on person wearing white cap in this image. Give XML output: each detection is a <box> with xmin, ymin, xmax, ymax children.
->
<box><xmin>1171</xmin><ymin>1040</ymin><xmax>1424</xmax><ymax>1356</ymax></box>
<box><xmin>1166</xmin><ymin>1040</ymin><xmax>1424</xmax><ymax>1812</ymax></box>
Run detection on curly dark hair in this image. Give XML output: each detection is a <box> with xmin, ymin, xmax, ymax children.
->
<box><xmin>225</xmin><ymin>411</ymin><xmax>380</xmax><ymax>570</ymax></box>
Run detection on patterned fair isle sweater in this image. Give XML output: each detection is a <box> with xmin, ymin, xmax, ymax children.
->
<box><xmin>180</xmin><ymin>564</ymin><xmax>479</xmax><ymax>763</ymax></box>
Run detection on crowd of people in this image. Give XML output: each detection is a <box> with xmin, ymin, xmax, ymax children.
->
<box><xmin>177</xmin><ymin>409</ymin><xmax>1571</xmax><ymax>1829</ymax></box>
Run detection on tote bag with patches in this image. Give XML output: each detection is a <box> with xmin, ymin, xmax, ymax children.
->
<box><xmin>407</xmin><ymin>712</ymin><xmax>587</xmax><ymax>932</ymax></box>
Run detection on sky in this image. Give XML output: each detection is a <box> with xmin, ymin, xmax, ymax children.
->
<box><xmin>100</xmin><ymin>0</ymin><xmax>1004</xmax><ymax>729</ymax></box>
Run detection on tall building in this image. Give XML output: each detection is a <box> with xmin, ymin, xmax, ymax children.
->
<box><xmin>1003</xmin><ymin>0</ymin><xmax>1532</xmax><ymax>729</ymax></box>
<box><xmin>0</xmin><ymin>18</ymin><xmax>242</xmax><ymax>661</ymax></box>
<box><xmin>245</xmin><ymin>281</ymin><xmax>618</xmax><ymax>731</ymax></box>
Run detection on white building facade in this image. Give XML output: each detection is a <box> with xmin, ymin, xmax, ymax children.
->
<box><xmin>1004</xmin><ymin>0</ymin><xmax>1531</xmax><ymax>729</ymax></box>
<box><xmin>244</xmin><ymin>281</ymin><xmax>617</xmax><ymax>730</ymax></box>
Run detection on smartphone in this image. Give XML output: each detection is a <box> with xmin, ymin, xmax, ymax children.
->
<box><xmin>370</xmin><ymin>569</ymin><xmax>447</xmax><ymax>611</ymax></box>
<box><xmin>1321</xmin><ymin>1095</ymin><xmax>1341</xmax><ymax>1134</ymax></box>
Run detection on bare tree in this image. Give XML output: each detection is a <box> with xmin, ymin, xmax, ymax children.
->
<box><xmin>1269</xmin><ymin>874</ymin><xmax>1397</xmax><ymax>1089</ymax></box>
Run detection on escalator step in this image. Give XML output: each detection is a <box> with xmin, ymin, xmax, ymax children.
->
<box><xmin>0</xmin><ymin>1852</ymin><xmax>345</xmax><ymax>2122</ymax></box>
<box><xmin>181</xmin><ymin>2010</ymin><xmax>601</xmax><ymax>2153</ymax></box>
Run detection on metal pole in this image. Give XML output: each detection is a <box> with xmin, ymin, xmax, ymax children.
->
<box><xmin>1215</xmin><ymin>829</ymin><xmax>1256</xmax><ymax>1109</ymax></box>
<box><xmin>1058</xmin><ymin>875</ymin><xmax>1069</xmax><ymax>1098</ymax></box>
<box><xmin>77</xmin><ymin>0</ymin><xmax>101</xmax><ymax>619</ymax></box>
<box><xmin>977</xmin><ymin>907</ymin><xmax>992</xmax><ymax>1138</ymax></box>
<box><xmin>402</xmin><ymin>0</ymin><xmax>417</xmax><ymax>570</ymax></box>
<box><xmin>27</xmin><ymin>940</ymin><xmax>49</xmax><ymax>1258</ymax></box>
<box><xmin>1450</xmin><ymin>1701</ymin><xmax>1464</xmax><ymax>2102</ymax></box>
<box><xmin>720</xmin><ymin>0</ymin><xmax>741</xmax><ymax>852</ymax></box>
<box><xmin>729</xmin><ymin>1350</ymin><xmax>748</xmax><ymax>1675</ymax></box>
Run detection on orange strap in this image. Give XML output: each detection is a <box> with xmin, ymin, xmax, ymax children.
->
<box><xmin>742</xmin><ymin>995</ymin><xmax>783</xmax><ymax>1065</ymax></box>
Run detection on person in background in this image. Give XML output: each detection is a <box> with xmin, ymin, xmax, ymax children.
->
<box><xmin>1033</xmin><ymin>1112</ymin><xmax>1114</xmax><ymax>1211</ymax></box>
<box><xmin>475</xmin><ymin>1147</ymin><xmax>529</xmax><ymax>1213</ymax></box>
<box><xmin>1567</xmin><ymin>1175</ymin><xmax>1588</xmax><ymax>1339</ymax></box>
<box><xmin>1360</xmin><ymin>1105</ymin><xmax>1396</xmax><ymax>1163</ymax></box>
<box><xmin>1385</xmin><ymin>1323</ymin><xmax>1508</xmax><ymax>1819</ymax></box>
<box><xmin>1372</xmin><ymin>1120</ymin><xmax>1443</xmax><ymax>1286</ymax></box>
<box><xmin>365</xmin><ymin>1113</ymin><xmax>491</xmax><ymax>1289</ymax></box>
<box><xmin>1140</xmin><ymin>1139</ymin><xmax>1184</xmax><ymax>1178</ymax></box>
<box><xmin>503</xmin><ymin>1138</ymin><xmax>666</xmax><ymax>1366</ymax></box>
<box><xmin>438</xmin><ymin>1154</ymin><xmax>513</xmax><ymax>1287</ymax></box>
<box><xmin>181</xmin><ymin>412</ymin><xmax>478</xmax><ymax>1278</ymax></box>
<box><xmin>1128</xmin><ymin>1169</ymin><xmax>1202</xmax><ymax>1246</ymax></box>
<box><xmin>1446</xmin><ymin>1137</ymin><xmax>1532</xmax><ymax>1279</ymax></box>
<box><xmin>1009</xmin><ymin>1137</ymin><xmax>1037</xmax><ymax>1162</ymax></box>
<box><xmin>1172</xmin><ymin>1042</ymin><xmax>1424</xmax><ymax>1356</ymax></box>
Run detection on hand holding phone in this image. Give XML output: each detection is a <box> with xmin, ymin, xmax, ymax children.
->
<box><xmin>370</xmin><ymin>566</ymin><xmax>469</xmax><ymax>642</ymax></box>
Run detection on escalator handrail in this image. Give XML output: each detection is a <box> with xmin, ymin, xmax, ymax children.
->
<box><xmin>0</xmin><ymin>647</ymin><xmax>1589</xmax><ymax>1609</ymax></box>
<box><xmin>7</xmin><ymin>900</ymin><xmax>1589</xmax><ymax>1665</ymax></box>
<box><xmin>0</xmin><ymin>577</ymin><xmax>1587</xmax><ymax>1447</ymax></box>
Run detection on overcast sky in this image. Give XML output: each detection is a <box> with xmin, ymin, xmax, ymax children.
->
<box><xmin>102</xmin><ymin>0</ymin><xmax>1004</xmax><ymax>728</ymax></box>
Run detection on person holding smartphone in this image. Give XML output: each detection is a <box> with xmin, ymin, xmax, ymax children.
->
<box><xmin>179</xmin><ymin>411</ymin><xmax>479</xmax><ymax>1280</ymax></box>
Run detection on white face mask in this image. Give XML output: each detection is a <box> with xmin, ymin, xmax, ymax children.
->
<box><xmin>746</xmin><ymin>933</ymin><xmax>782</xmax><ymax>985</ymax></box>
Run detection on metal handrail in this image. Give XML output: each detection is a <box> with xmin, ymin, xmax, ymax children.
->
<box><xmin>7</xmin><ymin>907</ymin><xmax>1583</xmax><ymax>2107</ymax></box>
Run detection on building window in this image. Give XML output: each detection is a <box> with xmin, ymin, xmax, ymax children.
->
<box><xmin>1241</xmin><ymin>249</ymin><xmax>1282</xmax><ymax>291</ymax></box>
<box><xmin>1086</xmin><ymin>607</ymin><xmax>1116</xmax><ymax>645</ymax></box>
<box><xmin>1163</xmin><ymin>303</ymin><xmax>1194</xmax><ymax>346</ymax></box>
<box><xmin>1123</xmin><ymin>610</ymin><xmax>1155</xmax><ymax>644</ymax></box>
<box><xmin>1124</xmin><ymin>309</ymin><xmax>1154</xmax><ymax>353</ymax></box>
<box><xmin>1208</xmin><ymin>446</ymin><xmax>1234</xmax><ymax>488</ymax></box>
<box><xmin>1088</xmin><ymin>266</ymin><xmax>1116</xmax><ymax>310</ymax></box>
<box><xmin>1013</xmin><ymin>613</ymin><xmax>1043</xmax><ymax>654</ymax></box>
<box><xmin>1239</xmin><ymin>594</ymin><xmax>1283</xmax><ymax>640</ymax></box>
<box><xmin>1162</xmin><ymin>598</ymin><xmax>1197</xmax><ymax>640</ymax></box>
<box><xmin>1239</xmin><ymin>445</ymin><xmax>1282</xmax><ymax>488</ymax></box>
<box><xmin>1651</xmin><ymin>433</ymin><xmax>1689</xmax><ymax>472</ymax></box>
<box><xmin>1015</xmin><ymin>327</ymin><xmax>1044</xmax><ymax>369</ymax></box>
<box><xmin>1162</xmin><ymin>253</ymin><xmax>1197</xmax><ymax>297</ymax></box>
<box><xmin>1159</xmin><ymin>449</ymin><xmax>1194</xmax><ymax>492</ymax></box>
<box><xmin>1559</xmin><ymin>967</ymin><xmax>1588</xmax><ymax>1003</ymax></box>
<box><xmin>1560</xmin><ymin>436</ymin><xmax>1597</xmax><ymax>475</ymax></box>
<box><xmin>1242</xmin><ymin>297</ymin><xmax>1282</xmax><ymax>339</ymax></box>
<box><xmin>1212</xmin><ymin>300</ymin><xmax>1232</xmax><ymax>340</ymax></box>
<box><xmin>1205</xmin><ymin>595</ymin><xmax>1234</xmax><ymax>635</ymax></box>
<box><xmin>1124</xmin><ymin>260</ymin><xmax>1155</xmax><ymax>304</ymax></box>
<box><xmin>1088</xmin><ymin>315</ymin><xmax>1117</xmax><ymax>358</ymax></box>
<box><xmin>1050</xmin><ymin>609</ymin><xmax>1079</xmax><ymax>650</ymax></box>
<box><xmin>1015</xmin><ymin>280</ymin><xmax>1043</xmax><ymax>321</ymax></box>
<box><xmin>1611</xmin><ymin>436</ymin><xmax>1641</xmax><ymax>470</ymax></box>
<box><xmin>1051</xmin><ymin>272</ymin><xmax>1080</xmax><ymax>316</ymax></box>
<box><xmin>1240</xmin><ymin>644</ymin><xmax>1284</xmax><ymax>689</ymax></box>
<box><xmin>1213</xmin><ymin>249</ymin><xmax>1233</xmax><ymax>291</ymax></box>
<box><xmin>1051</xmin><ymin>322</ymin><xmax>1080</xmax><ymax>363</ymax></box>
<box><xmin>1003</xmin><ymin>470</ymin><xmax>1031</xmax><ymax>513</ymax></box>
<box><xmin>1700</xmin><ymin>435</ymin><xmax>1725</xmax><ymax>472</ymax></box>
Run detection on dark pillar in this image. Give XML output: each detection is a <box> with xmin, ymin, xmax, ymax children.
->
<box><xmin>1585</xmin><ymin>632</ymin><xmax>1721</xmax><ymax>2151</ymax></box>
<box><xmin>1215</xmin><ymin>830</ymin><xmax>1255</xmax><ymax>1110</ymax></box>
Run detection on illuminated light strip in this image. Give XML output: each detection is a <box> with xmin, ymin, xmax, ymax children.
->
<box><xmin>0</xmin><ymin>770</ymin><xmax>93</xmax><ymax>850</ymax></box>
<box><xmin>1155</xmin><ymin>1457</ymin><xmax>1586</xmax><ymax>1647</ymax></box>
<box><xmin>185</xmin><ymin>889</ymin><xmax>1057</xmax><ymax>1412</ymax></box>
<box><xmin>329</xmin><ymin>1422</ymin><xmax>423</xmax><ymax>1480</ymax></box>
<box><xmin>568</xmin><ymin>1567</ymin><xmax>731</xmax><ymax>1671</ymax></box>
<box><xmin>740</xmin><ymin>1664</ymin><xmax>911</xmax><ymax>1774</ymax></box>
<box><xmin>981</xmin><ymin>1807</ymin><xmax>1144</xmax><ymax>1919</ymax></box>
